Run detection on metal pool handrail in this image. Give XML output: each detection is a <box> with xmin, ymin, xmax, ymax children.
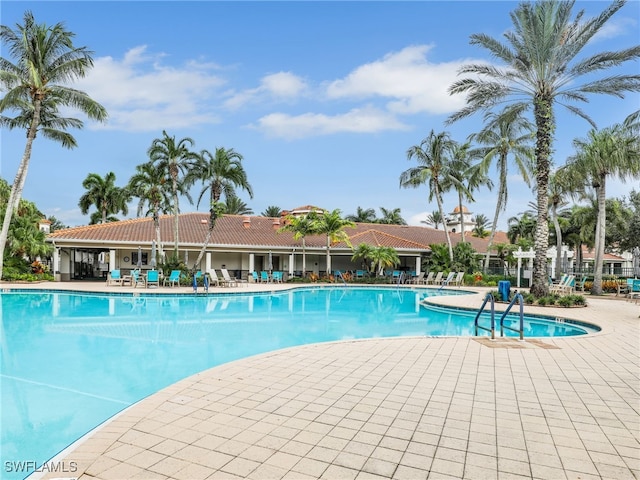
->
<box><xmin>499</xmin><ymin>293</ymin><xmax>525</xmax><ymax>340</ymax></box>
<box><xmin>474</xmin><ymin>293</ymin><xmax>495</xmax><ymax>339</ymax></box>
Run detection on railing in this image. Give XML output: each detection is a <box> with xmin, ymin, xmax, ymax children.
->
<box><xmin>499</xmin><ymin>293</ymin><xmax>525</xmax><ymax>340</ymax></box>
<box><xmin>396</xmin><ymin>272</ymin><xmax>404</xmax><ymax>287</ymax></box>
<box><xmin>474</xmin><ymin>293</ymin><xmax>496</xmax><ymax>339</ymax></box>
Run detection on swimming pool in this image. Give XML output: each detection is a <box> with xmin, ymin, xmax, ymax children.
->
<box><xmin>1</xmin><ymin>287</ymin><xmax>597</xmax><ymax>478</ymax></box>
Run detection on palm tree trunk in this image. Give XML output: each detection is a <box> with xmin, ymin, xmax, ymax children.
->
<box><xmin>0</xmin><ymin>99</ymin><xmax>41</xmax><ymax>280</ymax></box>
<box><xmin>484</xmin><ymin>157</ymin><xmax>507</xmax><ymax>273</ymax></box>
<box><xmin>302</xmin><ymin>238</ymin><xmax>307</xmax><ymax>277</ymax></box>
<box><xmin>326</xmin><ymin>236</ymin><xmax>331</xmax><ymax>275</ymax></box>
<box><xmin>592</xmin><ymin>179</ymin><xmax>606</xmax><ymax>295</ymax></box>
<box><xmin>530</xmin><ymin>96</ymin><xmax>552</xmax><ymax>297</ymax></box>
<box><xmin>458</xmin><ymin>192</ymin><xmax>465</xmax><ymax>243</ymax></box>
<box><xmin>552</xmin><ymin>205</ymin><xmax>563</xmax><ymax>279</ymax></box>
<box><xmin>435</xmin><ymin>186</ymin><xmax>454</xmax><ymax>263</ymax></box>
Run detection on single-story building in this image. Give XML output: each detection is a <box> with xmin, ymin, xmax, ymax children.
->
<box><xmin>46</xmin><ymin>209</ymin><xmax>510</xmax><ymax>282</ymax></box>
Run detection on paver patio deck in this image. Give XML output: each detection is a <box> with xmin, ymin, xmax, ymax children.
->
<box><xmin>7</xmin><ymin>281</ymin><xmax>639</xmax><ymax>480</ymax></box>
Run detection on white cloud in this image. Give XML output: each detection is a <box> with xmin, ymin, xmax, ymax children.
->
<box><xmin>76</xmin><ymin>46</ymin><xmax>225</xmax><ymax>132</ymax></box>
<box><xmin>252</xmin><ymin>106</ymin><xmax>408</xmax><ymax>140</ymax></box>
<box><xmin>224</xmin><ymin>71</ymin><xmax>309</xmax><ymax>109</ymax></box>
<box><xmin>326</xmin><ymin>45</ymin><xmax>471</xmax><ymax>115</ymax></box>
<box><xmin>591</xmin><ymin>16</ymin><xmax>637</xmax><ymax>42</ymax></box>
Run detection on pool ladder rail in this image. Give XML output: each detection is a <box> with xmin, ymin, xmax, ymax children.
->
<box><xmin>474</xmin><ymin>292</ymin><xmax>525</xmax><ymax>340</ymax></box>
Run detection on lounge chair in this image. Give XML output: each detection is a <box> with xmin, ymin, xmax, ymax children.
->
<box><xmin>429</xmin><ymin>272</ymin><xmax>443</xmax><ymax>285</ymax></box>
<box><xmin>207</xmin><ymin>270</ymin><xmax>222</xmax><ymax>287</ymax></box>
<box><xmin>575</xmin><ymin>275</ymin><xmax>588</xmax><ymax>292</ymax></box>
<box><xmin>550</xmin><ymin>275</ymin><xmax>575</xmax><ymax>295</ymax></box>
<box><xmin>163</xmin><ymin>270</ymin><xmax>181</xmax><ymax>287</ymax></box>
<box><xmin>272</xmin><ymin>271</ymin><xmax>283</xmax><ymax>283</ymax></box>
<box><xmin>251</xmin><ymin>271</ymin><xmax>259</xmax><ymax>283</ymax></box>
<box><xmin>440</xmin><ymin>272</ymin><xmax>456</xmax><ymax>286</ymax></box>
<box><xmin>355</xmin><ymin>270</ymin><xmax>366</xmax><ymax>279</ymax></box>
<box><xmin>409</xmin><ymin>272</ymin><xmax>425</xmax><ymax>284</ymax></box>
<box><xmin>106</xmin><ymin>269</ymin><xmax>123</xmax><ymax>286</ymax></box>
<box><xmin>221</xmin><ymin>268</ymin><xmax>238</xmax><ymax>287</ymax></box>
<box><xmin>451</xmin><ymin>271</ymin><xmax>465</xmax><ymax>287</ymax></box>
<box><xmin>260</xmin><ymin>271</ymin><xmax>269</xmax><ymax>283</ymax></box>
<box><xmin>146</xmin><ymin>270</ymin><xmax>160</xmax><ymax>288</ymax></box>
<box><xmin>132</xmin><ymin>269</ymin><xmax>146</xmax><ymax>288</ymax></box>
<box><xmin>423</xmin><ymin>272</ymin><xmax>435</xmax><ymax>285</ymax></box>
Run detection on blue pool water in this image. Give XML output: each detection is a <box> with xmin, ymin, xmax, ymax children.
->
<box><xmin>1</xmin><ymin>287</ymin><xmax>597</xmax><ymax>478</ymax></box>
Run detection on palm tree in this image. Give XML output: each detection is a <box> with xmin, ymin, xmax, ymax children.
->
<box><xmin>314</xmin><ymin>209</ymin><xmax>355</xmax><ymax>274</ymax></box>
<box><xmin>224</xmin><ymin>195</ymin><xmax>253</xmax><ymax>215</ymax></box>
<box><xmin>0</xmin><ymin>11</ymin><xmax>107</xmax><ymax>279</ymax></box>
<box><xmin>546</xmin><ymin>170</ymin><xmax>573</xmax><ymax>278</ymax></box>
<box><xmin>448</xmin><ymin>0</ymin><xmax>640</xmax><ymax>296</ymax></box>
<box><xmin>78</xmin><ymin>172</ymin><xmax>129</xmax><ymax>224</ymax></box>
<box><xmin>471</xmin><ymin>110</ymin><xmax>533</xmax><ymax>271</ymax></box>
<box><xmin>443</xmin><ymin>141</ymin><xmax>492</xmax><ymax>243</ymax></box>
<box><xmin>278</xmin><ymin>212</ymin><xmax>319</xmax><ymax>277</ymax></box>
<box><xmin>378</xmin><ymin>207</ymin><xmax>406</xmax><ymax>225</ymax></box>
<box><xmin>351</xmin><ymin>243</ymin><xmax>374</xmax><ymax>274</ymax></box>
<box><xmin>421</xmin><ymin>210</ymin><xmax>444</xmax><ymax>230</ymax></box>
<box><xmin>507</xmin><ymin>212</ymin><xmax>536</xmax><ymax>248</ymax></box>
<box><xmin>346</xmin><ymin>207</ymin><xmax>377</xmax><ymax>223</ymax></box>
<box><xmin>261</xmin><ymin>206</ymin><xmax>282</xmax><ymax>218</ymax></box>
<box><xmin>472</xmin><ymin>214</ymin><xmax>490</xmax><ymax>238</ymax></box>
<box><xmin>188</xmin><ymin>147</ymin><xmax>253</xmax><ymax>269</ymax></box>
<box><xmin>564</xmin><ymin>116</ymin><xmax>640</xmax><ymax>294</ymax></box>
<box><xmin>148</xmin><ymin>130</ymin><xmax>198</xmax><ymax>255</ymax></box>
<box><xmin>128</xmin><ymin>161</ymin><xmax>172</xmax><ymax>261</ymax></box>
<box><xmin>368</xmin><ymin>246</ymin><xmax>400</xmax><ymax>277</ymax></box>
<box><xmin>400</xmin><ymin>130</ymin><xmax>457</xmax><ymax>262</ymax></box>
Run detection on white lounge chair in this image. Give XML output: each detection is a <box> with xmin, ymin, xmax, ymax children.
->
<box><xmin>428</xmin><ymin>272</ymin><xmax>443</xmax><ymax>285</ymax></box>
<box><xmin>220</xmin><ymin>268</ymin><xmax>238</xmax><ymax>287</ymax></box>
<box><xmin>440</xmin><ymin>272</ymin><xmax>456</xmax><ymax>286</ymax></box>
<box><xmin>450</xmin><ymin>272</ymin><xmax>464</xmax><ymax>287</ymax></box>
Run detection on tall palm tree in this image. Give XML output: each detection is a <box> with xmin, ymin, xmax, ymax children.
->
<box><xmin>400</xmin><ymin>130</ymin><xmax>457</xmax><ymax>261</ymax></box>
<box><xmin>472</xmin><ymin>214</ymin><xmax>490</xmax><ymax>238</ymax></box>
<box><xmin>148</xmin><ymin>130</ymin><xmax>198</xmax><ymax>256</ymax></box>
<box><xmin>421</xmin><ymin>210</ymin><xmax>444</xmax><ymax>230</ymax></box>
<box><xmin>443</xmin><ymin>141</ymin><xmax>491</xmax><ymax>243</ymax></box>
<box><xmin>0</xmin><ymin>11</ymin><xmax>107</xmax><ymax>279</ymax></box>
<box><xmin>278</xmin><ymin>212</ymin><xmax>319</xmax><ymax>277</ymax></box>
<box><xmin>378</xmin><ymin>207</ymin><xmax>406</xmax><ymax>225</ymax></box>
<box><xmin>261</xmin><ymin>206</ymin><xmax>282</xmax><ymax>218</ymax></box>
<box><xmin>507</xmin><ymin>212</ymin><xmax>536</xmax><ymax>247</ymax></box>
<box><xmin>346</xmin><ymin>207</ymin><xmax>377</xmax><ymax>224</ymax></box>
<box><xmin>564</xmin><ymin>116</ymin><xmax>640</xmax><ymax>294</ymax></box>
<box><xmin>78</xmin><ymin>172</ymin><xmax>129</xmax><ymax>224</ymax></box>
<box><xmin>224</xmin><ymin>195</ymin><xmax>253</xmax><ymax>215</ymax></box>
<box><xmin>314</xmin><ymin>209</ymin><xmax>355</xmax><ymax>274</ymax></box>
<box><xmin>546</xmin><ymin>170</ymin><xmax>573</xmax><ymax>278</ymax></box>
<box><xmin>188</xmin><ymin>147</ymin><xmax>253</xmax><ymax>269</ymax></box>
<box><xmin>448</xmin><ymin>0</ymin><xmax>640</xmax><ymax>296</ymax></box>
<box><xmin>471</xmin><ymin>110</ymin><xmax>533</xmax><ymax>271</ymax></box>
<box><xmin>128</xmin><ymin>161</ymin><xmax>172</xmax><ymax>261</ymax></box>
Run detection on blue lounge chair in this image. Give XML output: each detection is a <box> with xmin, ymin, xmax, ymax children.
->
<box><xmin>132</xmin><ymin>269</ymin><xmax>146</xmax><ymax>288</ymax></box>
<box><xmin>260</xmin><ymin>271</ymin><xmax>269</xmax><ymax>283</ymax></box>
<box><xmin>107</xmin><ymin>269</ymin><xmax>122</xmax><ymax>286</ymax></box>
<box><xmin>163</xmin><ymin>270</ymin><xmax>181</xmax><ymax>287</ymax></box>
<box><xmin>251</xmin><ymin>271</ymin><xmax>259</xmax><ymax>283</ymax></box>
<box><xmin>272</xmin><ymin>271</ymin><xmax>283</xmax><ymax>283</ymax></box>
<box><xmin>146</xmin><ymin>270</ymin><xmax>159</xmax><ymax>288</ymax></box>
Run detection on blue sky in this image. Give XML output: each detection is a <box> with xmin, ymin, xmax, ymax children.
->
<box><xmin>1</xmin><ymin>1</ymin><xmax>639</xmax><ymax>230</ymax></box>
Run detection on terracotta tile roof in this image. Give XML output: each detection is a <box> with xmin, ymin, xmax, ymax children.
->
<box><xmin>579</xmin><ymin>247</ymin><xmax>624</xmax><ymax>261</ymax></box>
<box><xmin>47</xmin><ymin>213</ymin><xmax>506</xmax><ymax>254</ymax></box>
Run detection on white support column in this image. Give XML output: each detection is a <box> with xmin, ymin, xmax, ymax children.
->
<box><xmin>289</xmin><ymin>253</ymin><xmax>295</xmax><ymax>276</ymax></box>
<box><xmin>415</xmin><ymin>257</ymin><xmax>421</xmax><ymax>276</ymax></box>
<box><xmin>205</xmin><ymin>252</ymin><xmax>212</xmax><ymax>273</ymax></box>
<box><xmin>53</xmin><ymin>249</ymin><xmax>60</xmax><ymax>278</ymax></box>
<box><xmin>109</xmin><ymin>249</ymin><xmax>116</xmax><ymax>271</ymax></box>
<box><xmin>249</xmin><ymin>253</ymin><xmax>255</xmax><ymax>274</ymax></box>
